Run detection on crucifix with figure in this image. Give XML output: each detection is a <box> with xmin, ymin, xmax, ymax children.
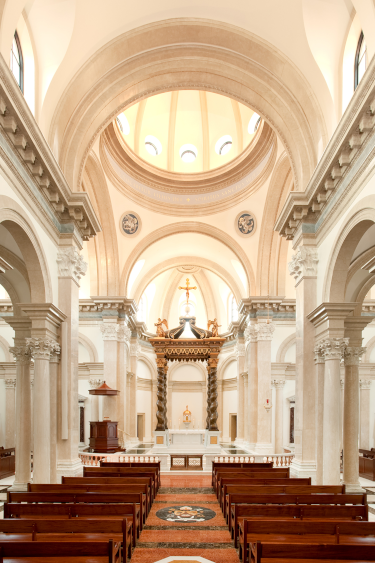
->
<box><xmin>178</xmin><ymin>278</ymin><xmax>197</xmax><ymax>305</ymax></box>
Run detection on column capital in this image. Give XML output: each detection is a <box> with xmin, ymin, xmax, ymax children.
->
<box><xmin>235</xmin><ymin>343</ymin><xmax>246</xmax><ymax>358</ymax></box>
<box><xmin>256</xmin><ymin>321</ymin><xmax>275</xmax><ymax>341</ymax></box>
<box><xmin>117</xmin><ymin>324</ymin><xmax>131</xmax><ymax>343</ymax></box>
<box><xmin>127</xmin><ymin>371</ymin><xmax>134</xmax><ymax>381</ymax></box>
<box><xmin>340</xmin><ymin>378</ymin><xmax>345</xmax><ymax>389</ymax></box>
<box><xmin>88</xmin><ymin>378</ymin><xmax>103</xmax><ymax>389</ymax></box>
<box><xmin>320</xmin><ymin>337</ymin><xmax>348</xmax><ymax>361</ymax></box>
<box><xmin>129</xmin><ymin>343</ymin><xmax>140</xmax><ymax>357</ymax></box>
<box><xmin>343</xmin><ymin>346</ymin><xmax>366</xmax><ymax>366</ymax></box>
<box><xmin>272</xmin><ymin>379</ymin><xmax>286</xmax><ymax>389</ymax></box>
<box><xmin>26</xmin><ymin>337</ymin><xmax>59</xmax><ymax>360</ymax></box>
<box><xmin>5</xmin><ymin>378</ymin><xmax>16</xmax><ymax>389</ymax></box>
<box><xmin>314</xmin><ymin>343</ymin><xmax>325</xmax><ymax>364</ymax></box>
<box><xmin>360</xmin><ymin>379</ymin><xmax>371</xmax><ymax>390</ymax></box>
<box><xmin>57</xmin><ymin>246</ymin><xmax>87</xmax><ymax>285</ymax></box>
<box><xmin>244</xmin><ymin>324</ymin><xmax>258</xmax><ymax>343</ymax></box>
<box><xmin>241</xmin><ymin>371</ymin><xmax>248</xmax><ymax>380</ymax></box>
<box><xmin>288</xmin><ymin>246</ymin><xmax>318</xmax><ymax>285</ymax></box>
<box><xmin>9</xmin><ymin>345</ymin><xmax>32</xmax><ymax>364</ymax></box>
<box><xmin>100</xmin><ymin>323</ymin><xmax>119</xmax><ymax>341</ymax></box>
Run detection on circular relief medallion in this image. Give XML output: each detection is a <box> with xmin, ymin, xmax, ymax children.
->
<box><xmin>235</xmin><ymin>211</ymin><xmax>256</xmax><ymax>238</ymax></box>
<box><xmin>120</xmin><ymin>211</ymin><xmax>141</xmax><ymax>237</ymax></box>
<box><xmin>156</xmin><ymin>505</ymin><xmax>216</xmax><ymax>522</ymax></box>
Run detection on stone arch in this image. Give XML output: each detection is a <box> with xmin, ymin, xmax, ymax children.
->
<box><xmin>0</xmin><ymin>335</ymin><xmax>11</xmax><ymax>362</ymax></box>
<box><xmin>121</xmin><ymin>222</ymin><xmax>255</xmax><ymax>297</ymax></box>
<box><xmin>364</xmin><ymin>335</ymin><xmax>375</xmax><ymax>363</ymax></box>
<box><xmin>276</xmin><ymin>333</ymin><xmax>296</xmax><ymax>363</ymax></box>
<box><xmin>218</xmin><ymin>354</ymin><xmax>237</xmax><ymax>380</ymax></box>
<box><xmin>49</xmin><ymin>19</ymin><xmax>326</xmax><ymax>195</ymax></box>
<box><xmin>78</xmin><ymin>333</ymin><xmax>99</xmax><ymax>363</ymax></box>
<box><xmin>0</xmin><ymin>196</ymin><xmax>52</xmax><ymax>303</ymax></box>
<box><xmin>138</xmin><ymin>354</ymin><xmax>157</xmax><ymax>380</ymax></box>
<box><xmin>168</xmin><ymin>361</ymin><xmax>207</xmax><ymax>382</ymax></box>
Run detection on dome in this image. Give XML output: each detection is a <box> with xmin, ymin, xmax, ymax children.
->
<box><xmin>115</xmin><ymin>90</ymin><xmax>260</xmax><ymax>174</ymax></box>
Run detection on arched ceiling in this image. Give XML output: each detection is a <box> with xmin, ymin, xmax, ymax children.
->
<box><xmin>117</xmin><ymin>90</ymin><xmax>259</xmax><ymax>174</ymax></box>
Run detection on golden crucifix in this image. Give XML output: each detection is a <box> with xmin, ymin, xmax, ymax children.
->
<box><xmin>178</xmin><ymin>278</ymin><xmax>197</xmax><ymax>304</ymax></box>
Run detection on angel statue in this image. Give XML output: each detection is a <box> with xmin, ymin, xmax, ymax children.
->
<box><xmin>155</xmin><ymin>318</ymin><xmax>168</xmax><ymax>338</ymax></box>
<box><xmin>207</xmin><ymin>318</ymin><xmax>221</xmax><ymax>337</ymax></box>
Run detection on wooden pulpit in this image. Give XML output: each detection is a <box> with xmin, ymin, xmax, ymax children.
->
<box><xmin>89</xmin><ymin>420</ymin><xmax>119</xmax><ymax>453</ymax></box>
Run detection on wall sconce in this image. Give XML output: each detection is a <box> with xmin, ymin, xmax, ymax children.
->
<box><xmin>264</xmin><ymin>398</ymin><xmax>272</xmax><ymax>413</ymax></box>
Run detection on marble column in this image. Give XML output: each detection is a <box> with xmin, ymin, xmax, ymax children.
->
<box><xmin>30</xmin><ymin>379</ymin><xmax>34</xmax><ymax>452</ymax></box>
<box><xmin>289</xmin><ymin>245</ymin><xmax>318</xmax><ymax>479</ymax></box>
<box><xmin>342</xmin><ymin>347</ymin><xmax>365</xmax><ymax>492</ymax></box>
<box><xmin>128</xmin><ymin>343</ymin><xmax>138</xmax><ymax>440</ymax></box>
<box><xmin>117</xmin><ymin>324</ymin><xmax>130</xmax><ymax>438</ymax></box>
<box><xmin>235</xmin><ymin>340</ymin><xmax>245</xmax><ymax>442</ymax></box>
<box><xmin>100</xmin><ymin>320</ymin><xmax>119</xmax><ymax>419</ymax></box>
<box><xmin>255</xmin><ymin>321</ymin><xmax>274</xmax><ymax>453</ymax></box>
<box><xmin>272</xmin><ymin>379</ymin><xmax>286</xmax><ymax>453</ymax></box>
<box><xmin>5</xmin><ymin>378</ymin><xmax>16</xmax><ymax>448</ymax></box>
<box><xmin>242</xmin><ymin>373</ymin><xmax>249</xmax><ymax>443</ymax></box>
<box><xmin>168</xmin><ymin>382</ymin><xmax>173</xmax><ymax>428</ymax></box>
<box><xmin>89</xmin><ymin>379</ymin><xmax>102</xmax><ymax>422</ymax></box>
<box><xmin>126</xmin><ymin>372</ymin><xmax>134</xmax><ymax>438</ymax></box>
<box><xmin>56</xmin><ymin>246</ymin><xmax>86</xmax><ymax>478</ymax></box>
<box><xmin>340</xmin><ymin>378</ymin><xmax>344</xmax><ymax>452</ymax></box>
<box><xmin>246</xmin><ymin>325</ymin><xmax>258</xmax><ymax>449</ymax></box>
<box><xmin>27</xmin><ymin>338</ymin><xmax>59</xmax><ymax>484</ymax></box>
<box><xmin>151</xmin><ymin>379</ymin><xmax>157</xmax><ymax>432</ymax></box>
<box><xmin>49</xmin><ymin>347</ymin><xmax>61</xmax><ymax>483</ymax></box>
<box><xmin>359</xmin><ymin>380</ymin><xmax>371</xmax><ymax>450</ymax></box>
<box><xmin>314</xmin><ymin>345</ymin><xmax>325</xmax><ymax>485</ymax></box>
<box><xmin>217</xmin><ymin>379</ymin><xmax>223</xmax><ymax>434</ymax></box>
<box><xmin>203</xmin><ymin>375</ymin><xmax>208</xmax><ymax>431</ymax></box>
<box><xmin>321</xmin><ymin>338</ymin><xmax>347</xmax><ymax>485</ymax></box>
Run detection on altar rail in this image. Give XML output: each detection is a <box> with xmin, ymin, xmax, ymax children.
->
<box><xmin>79</xmin><ymin>453</ymin><xmax>160</xmax><ymax>466</ymax></box>
<box><xmin>213</xmin><ymin>454</ymin><xmax>294</xmax><ymax>467</ymax></box>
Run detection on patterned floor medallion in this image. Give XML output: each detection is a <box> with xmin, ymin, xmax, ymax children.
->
<box><xmin>156</xmin><ymin>505</ymin><xmax>216</xmax><ymax>522</ymax></box>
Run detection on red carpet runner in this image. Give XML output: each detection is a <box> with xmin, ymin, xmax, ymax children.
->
<box><xmin>131</xmin><ymin>475</ymin><xmax>240</xmax><ymax>563</ymax></box>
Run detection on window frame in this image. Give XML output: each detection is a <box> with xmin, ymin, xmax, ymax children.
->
<box><xmin>10</xmin><ymin>31</ymin><xmax>24</xmax><ymax>93</ymax></box>
<box><xmin>354</xmin><ymin>31</ymin><xmax>366</xmax><ymax>90</ymax></box>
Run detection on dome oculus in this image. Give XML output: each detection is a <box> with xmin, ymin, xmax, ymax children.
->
<box><xmin>248</xmin><ymin>113</ymin><xmax>261</xmax><ymax>134</ymax></box>
<box><xmin>116</xmin><ymin>114</ymin><xmax>130</xmax><ymax>135</ymax></box>
<box><xmin>180</xmin><ymin>144</ymin><xmax>197</xmax><ymax>163</ymax></box>
<box><xmin>145</xmin><ymin>135</ymin><xmax>162</xmax><ymax>156</ymax></box>
<box><xmin>215</xmin><ymin>135</ymin><xmax>233</xmax><ymax>156</ymax></box>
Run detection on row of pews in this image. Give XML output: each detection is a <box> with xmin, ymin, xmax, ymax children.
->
<box><xmin>212</xmin><ymin>461</ymin><xmax>375</xmax><ymax>563</ymax></box>
<box><xmin>0</xmin><ymin>460</ymin><xmax>160</xmax><ymax>562</ymax></box>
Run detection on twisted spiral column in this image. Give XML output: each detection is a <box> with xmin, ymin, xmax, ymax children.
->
<box><xmin>163</xmin><ymin>366</ymin><xmax>168</xmax><ymax>430</ymax></box>
<box><xmin>208</xmin><ymin>359</ymin><xmax>219</xmax><ymax>431</ymax></box>
<box><xmin>155</xmin><ymin>359</ymin><xmax>167</xmax><ymax>431</ymax></box>
<box><xmin>206</xmin><ymin>368</ymin><xmax>211</xmax><ymax>430</ymax></box>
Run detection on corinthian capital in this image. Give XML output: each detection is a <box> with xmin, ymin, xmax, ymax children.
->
<box><xmin>130</xmin><ymin>343</ymin><xmax>140</xmax><ymax>357</ymax></box>
<box><xmin>9</xmin><ymin>345</ymin><xmax>32</xmax><ymax>364</ymax></box>
<box><xmin>343</xmin><ymin>346</ymin><xmax>366</xmax><ymax>366</ymax></box>
<box><xmin>57</xmin><ymin>247</ymin><xmax>87</xmax><ymax>284</ymax></box>
<box><xmin>320</xmin><ymin>338</ymin><xmax>348</xmax><ymax>361</ymax></box>
<box><xmin>256</xmin><ymin>322</ymin><xmax>275</xmax><ymax>341</ymax></box>
<box><xmin>245</xmin><ymin>324</ymin><xmax>258</xmax><ymax>343</ymax></box>
<box><xmin>89</xmin><ymin>378</ymin><xmax>103</xmax><ymax>389</ymax></box>
<box><xmin>288</xmin><ymin>246</ymin><xmax>318</xmax><ymax>284</ymax></box>
<box><xmin>26</xmin><ymin>337</ymin><xmax>59</xmax><ymax>360</ymax></box>
<box><xmin>5</xmin><ymin>378</ymin><xmax>16</xmax><ymax>389</ymax></box>
<box><xmin>272</xmin><ymin>379</ymin><xmax>286</xmax><ymax>389</ymax></box>
<box><xmin>100</xmin><ymin>323</ymin><xmax>119</xmax><ymax>341</ymax></box>
<box><xmin>117</xmin><ymin>324</ymin><xmax>131</xmax><ymax>343</ymax></box>
<box><xmin>360</xmin><ymin>379</ymin><xmax>371</xmax><ymax>390</ymax></box>
<box><xmin>235</xmin><ymin>343</ymin><xmax>246</xmax><ymax>358</ymax></box>
<box><xmin>314</xmin><ymin>343</ymin><xmax>325</xmax><ymax>364</ymax></box>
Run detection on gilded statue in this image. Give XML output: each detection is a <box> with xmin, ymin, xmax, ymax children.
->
<box><xmin>207</xmin><ymin>318</ymin><xmax>221</xmax><ymax>337</ymax></box>
<box><xmin>178</xmin><ymin>278</ymin><xmax>197</xmax><ymax>304</ymax></box>
<box><xmin>154</xmin><ymin>318</ymin><xmax>168</xmax><ymax>338</ymax></box>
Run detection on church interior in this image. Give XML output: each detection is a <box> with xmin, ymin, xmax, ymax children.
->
<box><xmin>2</xmin><ymin>1</ymin><xmax>375</xmax><ymax>561</ymax></box>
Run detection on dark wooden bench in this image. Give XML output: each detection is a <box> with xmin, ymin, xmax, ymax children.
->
<box><xmin>82</xmin><ymin>467</ymin><xmax>158</xmax><ymax>496</ymax></box>
<box><xmin>215</xmin><ymin>471</ymin><xmax>292</xmax><ymax>496</ymax></box>
<box><xmin>222</xmin><ymin>485</ymin><xmax>345</xmax><ymax>517</ymax></box>
<box><xmin>4</xmin><ymin>502</ymin><xmax>140</xmax><ymax>547</ymax></box>
<box><xmin>233</xmin><ymin>503</ymin><xmax>369</xmax><ymax>548</ymax></box>
<box><xmin>228</xmin><ymin>494</ymin><xmax>367</xmax><ymax>532</ymax></box>
<box><xmin>251</xmin><ymin>542</ymin><xmax>375</xmax><ymax>563</ymax></box>
<box><xmin>0</xmin><ymin>519</ymin><xmax>131</xmax><ymax>563</ymax></box>
<box><xmin>240</xmin><ymin>520</ymin><xmax>375</xmax><ymax>563</ymax></box>
<box><xmin>72</xmin><ymin>473</ymin><xmax>154</xmax><ymax>503</ymax></box>
<box><xmin>0</xmin><ymin>540</ymin><xmax>119</xmax><ymax>562</ymax></box>
<box><xmin>212</xmin><ymin>462</ymin><xmax>276</xmax><ymax>485</ymax></box>
<box><xmin>99</xmin><ymin>463</ymin><xmax>161</xmax><ymax>489</ymax></box>
<box><xmin>218</xmin><ymin>477</ymin><xmax>311</xmax><ymax>504</ymax></box>
<box><xmin>214</xmin><ymin>467</ymin><xmax>290</xmax><ymax>491</ymax></box>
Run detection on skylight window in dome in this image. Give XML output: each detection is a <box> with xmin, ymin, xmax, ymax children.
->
<box><xmin>116</xmin><ymin>114</ymin><xmax>130</xmax><ymax>135</ymax></box>
<box><xmin>179</xmin><ymin>144</ymin><xmax>197</xmax><ymax>163</ymax></box>
<box><xmin>248</xmin><ymin>113</ymin><xmax>261</xmax><ymax>134</ymax></box>
<box><xmin>215</xmin><ymin>135</ymin><xmax>232</xmax><ymax>156</ymax></box>
<box><xmin>145</xmin><ymin>135</ymin><xmax>162</xmax><ymax>156</ymax></box>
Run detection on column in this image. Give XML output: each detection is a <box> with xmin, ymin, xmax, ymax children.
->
<box><xmin>217</xmin><ymin>379</ymin><xmax>223</xmax><ymax>434</ymax></box>
<box><xmin>5</xmin><ymin>378</ymin><xmax>16</xmax><ymax>448</ymax></box>
<box><xmin>342</xmin><ymin>347</ymin><xmax>365</xmax><ymax>492</ymax></box>
<box><xmin>100</xmin><ymin>320</ymin><xmax>119</xmax><ymax>419</ymax></box>
<box><xmin>207</xmin><ymin>358</ymin><xmax>219</xmax><ymax>431</ymax></box>
<box><xmin>151</xmin><ymin>379</ymin><xmax>157</xmax><ymax>432</ymax></box>
<box><xmin>49</xmin><ymin>347</ymin><xmax>61</xmax><ymax>483</ymax></box>
<box><xmin>321</xmin><ymin>338</ymin><xmax>347</xmax><ymax>485</ymax></box>
<box><xmin>360</xmin><ymin>380</ymin><xmax>371</xmax><ymax>449</ymax></box>
<box><xmin>314</xmin><ymin>345</ymin><xmax>325</xmax><ymax>485</ymax></box>
<box><xmin>246</xmin><ymin>324</ymin><xmax>258</xmax><ymax>449</ymax></box>
<box><xmin>288</xmin><ymin>245</ymin><xmax>318</xmax><ymax>479</ymax></box>
<box><xmin>89</xmin><ymin>379</ymin><xmax>102</xmax><ymax>423</ymax></box>
<box><xmin>164</xmin><ymin>365</ymin><xmax>169</xmax><ymax>430</ymax></box>
<box><xmin>340</xmin><ymin>378</ymin><xmax>344</xmax><ymax>451</ymax></box>
<box><xmin>27</xmin><ymin>338</ymin><xmax>59</xmax><ymax>484</ymax></box>
<box><xmin>168</xmin><ymin>381</ymin><xmax>173</xmax><ymax>429</ymax></box>
<box><xmin>242</xmin><ymin>373</ymin><xmax>249</xmax><ymax>444</ymax></box>
<box><xmin>256</xmin><ymin>321</ymin><xmax>274</xmax><ymax>453</ymax></box>
<box><xmin>30</xmin><ymin>379</ymin><xmax>34</xmax><ymax>453</ymax></box>
<box><xmin>56</xmin><ymin>246</ymin><xmax>86</xmax><ymax>478</ymax></box>
<box><xmin>128</xmin><ymin>343</ymin><xmax>138</xmax><ymax>440</ymax></box>
<box><xmin>126</xmin><ymin>372</ymin><xmax>134</xmax><ymax>440</ymax></box>
<box><xmin>117</xmin><ymin>324</ymin><xmax>130</xmax><ymax>438</ymax></box>
<box><xmin>235</xmin><ymin>340</ymin><xmax>245</xmax><ymax>442</ymax></box>
<box><xmin>155</xmin><ymin>358</ymin><xmax>167</xmax><ymax>430</ymax></box>
<box><xmin>272</xmin><ymin>379</ymin><xmax>286</xmax><ymax>453</ymax></box>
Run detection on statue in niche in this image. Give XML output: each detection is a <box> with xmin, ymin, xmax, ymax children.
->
<box><xmin>183</xmin><ymin>405</ymin><xmax>191</xmax><ymax>428</ymax></box>
<box><xmin>207</xmin><ymin>318</ymin><xmax>221</xmax><ymax>337</ymax></box>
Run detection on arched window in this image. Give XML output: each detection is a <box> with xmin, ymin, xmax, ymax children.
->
<box><xmin>10</xmin><ymin>31</ymin><xmax>23</xmax><ymax>92</ymax></box>
<box><xmin>228</xmin><ymin>294</ymin><xmax>238</xmax><ymax>323</ymax></box>
<box><xmin>137</xmin><ymin>295</ymin><xmax>146</xmax><ymax>323</ymax></box>
<box><xmin>354</xmin><ymin>31</ymin><xmax>367</xmax><ymax>89</ymax></box>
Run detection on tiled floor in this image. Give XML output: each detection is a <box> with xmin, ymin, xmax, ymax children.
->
<box><xmin>131</xmin><ymin>475</ymin><xmax>240</xmax><ymax>563</ymax></box>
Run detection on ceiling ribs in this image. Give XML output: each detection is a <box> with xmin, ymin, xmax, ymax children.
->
<box><xmin>168</xmin><ymin>91</ymin><xmax>178</xmax><ymax>172</ymax></box>
<box><xmin>231</xmin><ymin>99</ymin><xmax>243</xmax><ymax>154</ymax></box>
<box><xmin>134</xmin><ymin>99</ymin><xmax>147</xmax><ymax>155</ymax></box>
<box><xmin>199</xmin><ymin>91</ymin><xmax>210</xmax><ymax>171</ymax></box>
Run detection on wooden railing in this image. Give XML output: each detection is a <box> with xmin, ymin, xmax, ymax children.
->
<box><xmin>213</xmin><ymin>454</ymin><xmax>294</xmax><ymax>467</ymax></box>
<box><xmin>79</xmin><ymin>453</ymin><xmax>160</xmax><ymax>466</ymax></box>
<box><xmin>0</xmin><ymin>447</ymin><xmax>15</xmax><ymax>478</ymax></box>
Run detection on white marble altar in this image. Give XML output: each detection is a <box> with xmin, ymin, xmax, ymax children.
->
<box><xmin>169</xmin><ymin>429</ymin><xmax>205</xmax><ymax>447</ymax></box>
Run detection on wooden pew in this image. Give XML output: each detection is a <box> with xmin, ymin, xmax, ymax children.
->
<box><xmin>82</xmin><ymin>468</ymin><xmax>157</xmax><ymax>497</ymax></box>
<box><xmin>228</xmin><ymin>494</ymin><xmax>367</xmax><ymax>532</ymax></box>
<box><xmin>215</xmin><ymin>471</ymin><xmax>291</xmax><ymax>496</ymax></box>
<box><xmin>214</xmin><ymin>467</ymin><xmax>289</xmax><ymax>491</ymax></box>
<box><xmin>99</xmin><ymin>463</ymin><xmax>161</xmax><ymax>489</ymax></box>
<box><xmin>0</xmin><ymin>540</ymin><xmax>119</xmax><ymax>562</ymax></box>
<box><xmin>222</xmin><ymin>485</ymin><xmax>345</xmax><ymax>516</ymax></box>
<box><xmin>240</xmin><ymin>520</ymin><xmax>375</xmax><ymax>563</ymax></box>
<box><xmin>7</xmin><ymin>491</ymin><xmax>145</xmax><ymax>536</ymax></box>
<box><xmin>0</xmin><ymin>519</ymin><xmax>132</xmax><ymax>563</ymax></box>
<box><xmin>4</xmin><ymin>502</ymin><xmax>140</xmax><ymax>547</ymax></box>
<box><xmin>212</xmin><ymin>462</ymin><xmax>276</xmax><ymax>485</ymax></box>
<box><xmin>77</xmin><ymin>472</ymin><xmax>155</xmax><ymax>503</ymax></box>
<box><xmin>232</xmin><ymin>502</ymin><xmax>369</xmax><ymax>547</ymax></box>
<box><xmin>251</xmin><ymin>542</ymin><xmax>375</xmax><ymax>563</ymax></box>
<box><xmin>217</xmin><ymin>476</ymin><xmax>310</xmax><ymax>502</ymax></box>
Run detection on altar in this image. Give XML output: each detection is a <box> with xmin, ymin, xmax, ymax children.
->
<box><xmin>169</xmin><ymin>429</ymin><xmax>205</xmax><ymax>447</ymax></box>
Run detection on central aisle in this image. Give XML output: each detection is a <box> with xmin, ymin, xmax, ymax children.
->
<box><xmin>131</xmin><ymin>474</ymin><xmax>240</xmax><ymax>563</ymax></box>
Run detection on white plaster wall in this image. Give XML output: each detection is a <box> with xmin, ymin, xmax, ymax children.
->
<box><xmin>78</xmin><ymin>325</ymin><xmax>103</xmax><ymax>362</ymax></box>
<box><xmin>222</xmin><ymin>359</ymin><xmax>237</xmax><ymax>379</ymax></box>
<box><xmin>370</xmin><ymin>382</ymin><xmax>375</xmax><ymax>449</ymax></box>
<box><xmin>272</xmin><ymin>323</ymin><xmax>296</xmax><ymax>362</ymax></box>
<box><xmin>137</xmin><ymin>387</ymin><xmax>152</xmax><ymax>441</ymax></box>
<box><xmin>222</xmin><ymin>387</ymin><xmax>237</xmax><ymax>441</ymax></box>
<box><xmin>78</xmin><ymin>343</ymin><xmax>91</xmax><ymax>363</ymax></box>
<box><xmin>171</xmin><ymin>364</ymin><xmax>203</xmax><ymax>381</ymax></box>
<box><xmin>78</xmin><ymin>379</ymin><xmax>91</xmax><ymax>445</ymax></box>
<box><xmin>170</xmin><ymin>390</ymin><xmax>203</xmax><ymax>429</ymax></box>
<box><xmin>137</xmin><ymin>360</ymin><xmax>152</xmax><ymax>379</ymax></box>
<box><xmin>0</xmin><ymin>379</ymin><xmax>5</xmax><ymax>446</ymax></box>
<box><xmin>284</xmin><ymin>344</ymin><xmax>296</xmax><ymax>363</ymax></box>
